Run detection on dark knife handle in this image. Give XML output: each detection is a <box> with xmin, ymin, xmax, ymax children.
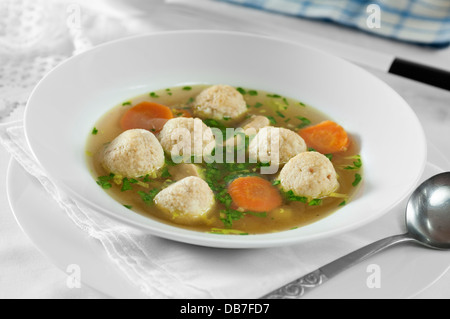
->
<box><xmin>389</xmin><ymin>58</ymin><xmax>450</xmax><ymax>91</ymax></box>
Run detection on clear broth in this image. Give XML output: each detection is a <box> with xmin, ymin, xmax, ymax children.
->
<box><xmin>86</xmin><ymin>85</ymin><xmax>363</xmax><ymax>235</ymax></box>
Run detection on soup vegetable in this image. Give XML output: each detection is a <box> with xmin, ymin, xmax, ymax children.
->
<box><xmin>86</xmin><ymin>85</ymin><xmax>363</xmax><ymax>235</ymax></box>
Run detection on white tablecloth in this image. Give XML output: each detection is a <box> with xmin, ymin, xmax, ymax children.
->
<box><xmin>1</xmin><ymin>0</ymin><xmax>450</xmax><ymax>299</ymax></box>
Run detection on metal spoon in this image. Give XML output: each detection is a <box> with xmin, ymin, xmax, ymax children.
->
<box><xmin>262</xmin><ymin>172</ymin><xmax>450</xmax><ymax>299</ymax></box>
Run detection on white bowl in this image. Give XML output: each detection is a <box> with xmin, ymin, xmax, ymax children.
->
<box><xmin>24</xmin><ymin>30</ymin><xmax>427</xmax><ymax>248</ymax></box>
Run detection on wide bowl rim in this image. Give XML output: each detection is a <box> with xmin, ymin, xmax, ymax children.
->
<box><xmin>24</xmin><ymin>29</ymin><xmax>427</xmax><ymax>248</ymax></box>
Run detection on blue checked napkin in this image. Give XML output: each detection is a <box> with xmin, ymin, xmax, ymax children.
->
<box><xmin>218</xmin><ymin>0</ymin><xmax>450</xmax><ymax>47</ymax></box>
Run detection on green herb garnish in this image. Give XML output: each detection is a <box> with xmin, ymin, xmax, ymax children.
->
<box><xmin>284</xmin><ymin>190</ymin><xmax>308</xmax><ymax>203</ymax></box>
<box><xmin>203</xmin><ymin>119</ymin><xmax>227</xmax><ymax>136</ymax></box>
<box><xmin>308</xmin><ymin>198</ymin><xmax>322</xmax><ymax>206</ymax></box>
<box><xmin>344</xmin><ymin>155</ymin><xmax>362</xmax><ymax>170</ymax></box>
<box><xmin>236</xmin><ymin>87</ymin><xmax>246</xmax><ymax>95</ymax></box>
<box><xmin>219</xmin><ymin>208</ymin><xmax>267</xmax><ymax>229</ymax></box>
<box><xmin>352</xmin><ymin>173</ymin><xmax>362</xmax><ymax>187</ymax></box>
<box><xmin>121</xmin><ymin>177</ymin><xmax>138</xmax><ymax>192</ymax></box>
<box><xmin>276</xmin><ymin>111</ymin><xmax>285</xmax><ymax>118</ymax></box>
<box><xmin>96</xmin><ymin>173</ymin><xmax>115</xmax><ymax>189</ymax></box>
<box><xmin>296</xmin><ymin>116</ymin><xmax>311</xmax><ymax>129</ymax></box>
<box><xmin>137</xmin><ymin>189</ymin><xmax>160</xmax><ymax>205</ymax></box>
<box><xmin>160</xmin><ymin>166</ymin><xmax>172</xmax><ymax>178</ymax></box>
<box><xmin>266</xmin><ymin>115</ymin><xmax>277</xmax><ymax>125</ymax></box>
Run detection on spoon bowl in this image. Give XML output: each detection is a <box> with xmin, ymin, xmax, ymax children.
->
<box><xmin>263</xmin><ymin>172</ymin><xmax>450</xmax><ymax>299</ymax></box>
<box><xmin>407</xmin><ymin>172</ymin><xmax>450</xmax><ymax>250</ymax></box>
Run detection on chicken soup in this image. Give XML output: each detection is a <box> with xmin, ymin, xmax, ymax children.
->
<box><xmin>86</xmin><ymin>85</ymin><xmax>363</xmax><ymax>235</ymax></box>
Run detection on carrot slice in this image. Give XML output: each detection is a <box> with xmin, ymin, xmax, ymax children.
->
<box><xmin>120</xmin><ymin>101</ymin><xmax>173</xmax><ymax>133</ymax></box>
<box><xmin>228</xmin><ymin>176</ymin><xmax>282</xmax><ymax>212</ymax></box>
<box><xmin>298</xmin><ymin>120</ymin><xmax>350</xmax><ymax>154</ymax></box>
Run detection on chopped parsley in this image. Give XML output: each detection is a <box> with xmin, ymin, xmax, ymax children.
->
<box><xmin>266</xmin><ymin>115</ymin><xmax>277</xmax><ymax>125</ymax></box>
<box><xmin>121</xmin><ymin>177</ymin><xmax>138</xmax><ymax>192</ymax></box>
<box><xmin>296</xmin><ymin>116</ymin><xmax>311</xmax><ymax>129</ymax></box>
<box><xmin>160</xmin><ymin>166</ymin><xmax>172</xmax><ymax>178</ymax></box>
<box><xmin>137</xmin><ymin>189</ymin><xmax>160</xmax><ymax>205</ymax></box>
<box><xmin>344</xmin><ymin>155</ymin><xmax>362</xmax><ymax>170</ymax></box>
<box><xmin>219</xmin><ymin>209</ymin><xmax>243</xmax><ymax>228</ymax></box>
<box><xmin>96</xmin><ymin>174</ymin><xmax>115</xmax><ymax>189</ymax></box>
<box><xmin>283</xmin><ymin>190</ymin><xmax>322</xmax><ymax>206</ymax></box>
<box><xmin>91</xmin><ymin>127</ymin><xmax>98</xmax><ymax>135</ymax></box>
<box><xmin>203</xmin><ymin>118</ymin><xmax>221</xmax><ymax>127</ymax></box>
<box><xmin>276</xmin><ymin>111</ymin><xmax>285</xmax><ymax>118</ymax></box>
<box><xmin>183</xmin><ymin>86</ymin><xmax>192</xmax><ymax>91</ymax></box>
<box><xmin>220</xmin><ymin>208</ymin><xmax>267</xmax><ymax>229</ymax></box>
<box><xmin>352</xmin><ymin>173</ymin><xmax>362</xmax><ymax>187</ymax></box>
<box><xmin>284</xmin><ymin>190</ymin><xmax>308</xmax><ymax>203</ymax></box>
<box><xmin>202</xmin><ymin>118</ymin><xmax>227</xmax><ymax>136</ymax></box>
<box><xmin>236</xmin><ymin>87</ymin><xmax>246</xmax><ymax>95</ymax></box>
<box><xmin>308</xmin><ymin>198</ymin><xmax>322</xmax><ymax>206</ymax></box>
<box><xmin>149</xmin><ymin>92</ymin><xmax>159</xmax><ymax>98</ymax></box>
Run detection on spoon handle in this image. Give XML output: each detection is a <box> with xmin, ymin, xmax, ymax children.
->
<box><xmin>261</xmin><ymin>233</ymin><xmax>416</xmax><ymax>299</ymax></box>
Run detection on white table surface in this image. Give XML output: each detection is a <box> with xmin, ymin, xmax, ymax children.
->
<box><xmin>1</xmin><ymin>0</ymin><xmax>449</xmax><ymax>299</ymax></box>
